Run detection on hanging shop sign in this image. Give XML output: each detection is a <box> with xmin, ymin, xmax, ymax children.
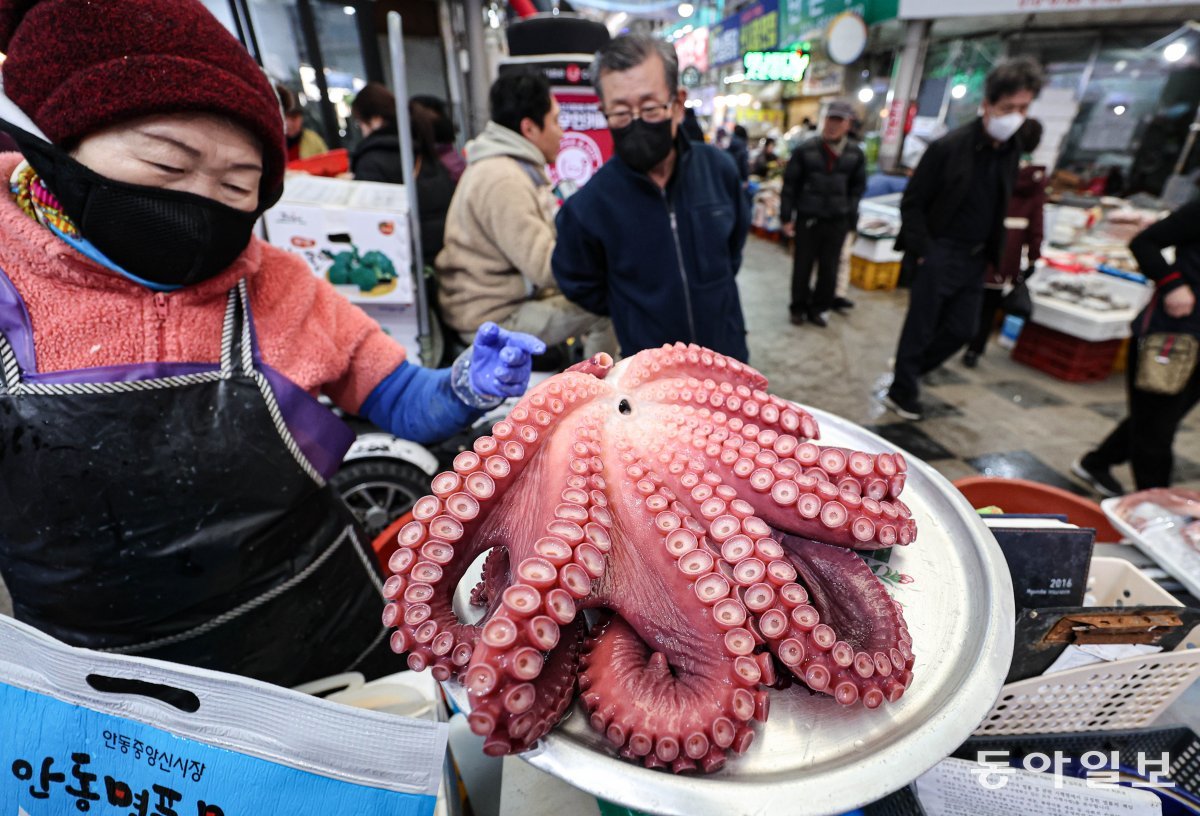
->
<box><xmin>709</xmin><ymin>18</ymin><xmax>741</xmax><ymax>66</ymax></box>
<box><xmin>801</xmin><ymin>60</ymin><xmax>845</xmax><ymax>96</ymax></box>
<box><xmin>738</xmin><ymin>0</ymin><xmax>780</xmax><ymax>56</ymax></box>
<box><xmin>899</xmin><ymin>0</ymin><xmax>1195</xmax><ymax>16</ymax></box>
<box><xmin>743</xmin><ymin>49</ymin><xmax>811</xmax><ymax>82</ymax></box>
<box><xmin>779</xmin><ymin>0</ymin><xmax>897</xmax><ymax>47</ymax></box>
<box><xmin>825</xmin><ymin>12</ymin><xmax>867</xmax><ymax>64</ymax></box>
<box><xmin>675</xmin><ymin>26</ymin><xmax>710</xmax><ymax>74</ymax></box>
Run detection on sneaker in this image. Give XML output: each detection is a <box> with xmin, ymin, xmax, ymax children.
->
<box><xmin>832</xmin><ymin>296</ymin><xmax>855</xmax><ymax>313</ymax></box>
<box><xmin>789</xmin><ymin>312</ymin><xmax>806</xmax><ymax>326</ymax></box>
<box><xmin>963</xmin><ymin>350</ymin><xmax>980</xmax><ymax>369</ymax></box>
<box><xmin>808</xmin><ymin>311</ymin><xmax>829</xmax><ymax>328</ymax></box>
<box><xmin>1071</xmin><ymin>455</ymin><xmax>1125</xmax><ymax>498</ymax></box>
<box><xmin>883</xmin><ymin>392</ymin><xmax>923</xmax><ymax>421</ymax></box>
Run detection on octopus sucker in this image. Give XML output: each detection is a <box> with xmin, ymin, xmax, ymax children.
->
<box><xmin>384</xmin><ymin>344</ymin><xmax>919</xmax><ymax>773</ymax></box>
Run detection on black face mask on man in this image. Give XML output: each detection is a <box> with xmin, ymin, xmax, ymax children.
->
<box><xmin>610</xmin><ymin>117</ymin><xmax>675</xmax><ymax>174</ymax></box>
<box><xmin>1</xmin><ymin>120</ymin><xmax>280</xmax><ymax>288</ymax></box>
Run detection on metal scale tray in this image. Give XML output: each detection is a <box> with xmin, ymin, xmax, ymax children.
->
<box><xmin>446</xmin><ymin>406</ymin><xmax>1014</xmax><ymax>816</ymax></box>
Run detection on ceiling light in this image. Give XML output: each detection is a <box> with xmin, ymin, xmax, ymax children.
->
<box><xmin>1114</xmin><ymin>105</ymin><xmax>1126</xmax><ymax>115</ymax></box>
<box><xmin>858</xmin><ymin>87</ymin><xmax>874</xmax><ymax>103</ymax></box>
<box><xmin>678</xmin><ymin>2</ymin><xmax>694</xmax><ymax>17</ymax></box>
<box><xmin>1165</xmin><ymin>41</ymin><xmax>1188</xmax><ymax>62</ymax></box>
<box><xmin>951</xmin><ymin>83</ymin><xmax>967</xmax><ymax>99</ymax></box>
<box><xmin>343</xmin><ymin>4</ymin><xmax>355</xmax><ymax>14</ymax></box>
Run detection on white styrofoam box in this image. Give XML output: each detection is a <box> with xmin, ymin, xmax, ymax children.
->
<box><xmin>852</xmin><ymin>235</ymin><xmax>903</xmax><ymax>263</ymax></box>
<box><xmin>263</xmin><ymin>174</ymin><xmax>413</xmax><ymax>305</ymax></box>
<box><xmin>1030</xmin><ymin>270</ymin><xmax>1153</xmax><ymax>342</ymax></box>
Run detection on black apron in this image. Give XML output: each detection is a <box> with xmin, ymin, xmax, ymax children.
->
<box><xmin>0</xmin><ymin>275</ymin><xmax>391</xmax><ymax>687</ymax></box>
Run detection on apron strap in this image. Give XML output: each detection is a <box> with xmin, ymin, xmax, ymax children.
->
<box><xmin>220</xmin><ymin>284</ymin><xmax>255</xmax><ymax>379</ymax></box>
<box><xmin>0</xmin><ymin>332</ymin><xmax>20</xmax><ymax>391</ymax></box>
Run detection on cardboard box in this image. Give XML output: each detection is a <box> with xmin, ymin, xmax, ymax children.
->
<box><xmin>263</xmin><ymin>175</ymin><xmax>414</xmax><ymax>305</ymax></box>
<box><xmin>0</xmin><ymin>615</ymin><xmax>447</xmax><ymax>815</ymax></box>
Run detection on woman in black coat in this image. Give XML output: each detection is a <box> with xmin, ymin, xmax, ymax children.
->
<box><xmin>351</xmin><ymin>83</ymin><xmax>455</xmax><ymax>267</ymax></box>
<box><xmin>1075</xmin><ymin>199</ymin><xmax>1200</xmax><ymax>495</ymax></box>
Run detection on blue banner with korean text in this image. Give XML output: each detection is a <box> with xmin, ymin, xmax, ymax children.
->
<box><xmin>0</xmin><ymin>682</ymin><xmax>438</xmax><ymax>816</ymax></box>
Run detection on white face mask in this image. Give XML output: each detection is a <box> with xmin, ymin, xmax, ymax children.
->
<box><xmin>985</xmin><ymin>111</ymin><xmax>1025</xmax><ymax>143</ymax></box>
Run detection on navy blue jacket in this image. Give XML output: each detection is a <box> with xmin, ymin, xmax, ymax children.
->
<box><xmin>552</xmin><ymin>136</ymin><xmax>750</xmax><ymax>361</ymax></box>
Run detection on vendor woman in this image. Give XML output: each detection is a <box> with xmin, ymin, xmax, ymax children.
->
<box><xmin>0</xmin><ymin>0</ymin><xmax>543</xmax><ymax>687</ymax></box>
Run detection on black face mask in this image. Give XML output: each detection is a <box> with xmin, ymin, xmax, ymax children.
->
<box><xmin>611</xmin><ymin>118</ymin><xmax>675</xmax><ymax>174</ymax></box>
<box><xmin>1</xmin><ymin>121</ymin><xmax>281</xmax><ymax>288</ymax></box>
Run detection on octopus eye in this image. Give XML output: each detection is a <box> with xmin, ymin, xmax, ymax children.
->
<box><xmin>618</xmin><ymin>398</ymin><xmax>632</xmax><ymax>415</ymax></box>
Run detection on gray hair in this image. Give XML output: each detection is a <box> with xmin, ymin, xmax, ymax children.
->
<box><xmin>591</xmin><ymin>34</ymin><xmax>679</xmax><ymax>102</ymax></box>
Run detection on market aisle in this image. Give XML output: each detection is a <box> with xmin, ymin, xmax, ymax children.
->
<box><xmin>738</xmin><ymin>235</ymin><xmax>1200</xmax><ymax>495</ymax></box>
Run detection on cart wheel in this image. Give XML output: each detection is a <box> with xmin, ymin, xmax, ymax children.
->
<box><xmin>331</xmin><ymin>459</ymin><xmax>428</xmax><ymax>541</ymax></box>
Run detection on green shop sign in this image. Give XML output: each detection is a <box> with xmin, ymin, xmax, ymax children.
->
<box><xmin>779</xmin><ymin>0</ymin><xmax>898</xmax><ymax>48</ymax></box>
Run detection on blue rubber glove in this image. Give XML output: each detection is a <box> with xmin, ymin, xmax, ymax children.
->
<box><xmin>451</xmin><ymin>322</ymin><xmax>546</xmax><ymax>408</ymax></box>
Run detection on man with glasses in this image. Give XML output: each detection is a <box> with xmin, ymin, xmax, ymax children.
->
<box><xmin>552</xmin><ymin>34</ymin><xmax>750</xmax><ymax>361</ymax></box>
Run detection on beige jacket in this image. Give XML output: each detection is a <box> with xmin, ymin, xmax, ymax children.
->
<box><xmin>435</xmin><ymin>122</ymin><xmax>558</xmax><ymax>333</ymax></box>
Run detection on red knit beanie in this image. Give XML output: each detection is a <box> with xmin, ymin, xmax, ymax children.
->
<box><xmin>0</xmin><ymin>0</ymin><xmax>287</xmax><ymax>200</ymax></box>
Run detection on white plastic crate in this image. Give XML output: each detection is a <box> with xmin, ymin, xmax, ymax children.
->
<box><xmin>1030</xmin><ymin>270</ymin><xmax>1154</xmax><ymax>342</ymax></box>
<box><xmin>852</xmin><ymin>235</ymin><xmax>903</xmax><ymax>264</ymax></box>
<box><xmin>974</xmin><ymin>557</ymin><xmax>1200</xmax><ymax>737</ymax></box>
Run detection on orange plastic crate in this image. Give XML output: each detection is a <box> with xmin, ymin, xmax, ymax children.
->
<box><xmin>849</xmin><ymin>256</ymin><xmax>900</xmax><ymax>291</ymax></box>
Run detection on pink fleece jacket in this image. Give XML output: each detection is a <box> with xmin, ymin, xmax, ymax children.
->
<box><xmin>0</xmin><ymin>154</ymin><xmax>405</xmax><ymax>412</ymax></box>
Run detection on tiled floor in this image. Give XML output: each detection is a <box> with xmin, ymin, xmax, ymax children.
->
<box><xmin>738</xmin><ymin>236</ymin><xmax>1200</xmax><ymax>496</ymax></box>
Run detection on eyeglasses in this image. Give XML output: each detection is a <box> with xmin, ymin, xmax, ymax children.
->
<box><xmin>604</xmin><ymin>102</ymin><xmax>673</xmax><ymax>129</ymax></box>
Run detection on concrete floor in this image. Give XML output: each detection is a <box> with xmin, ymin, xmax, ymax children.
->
<box><xmin>3</xmin><ymin>234</ymin><xmax>1198</xmax><ymax>724</ymax></box>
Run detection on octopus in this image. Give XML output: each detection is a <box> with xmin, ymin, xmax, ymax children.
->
<box><xmin>383</xmin><ymin>344</ymin><xmax>917</xmax><ymax>774</ymax></box>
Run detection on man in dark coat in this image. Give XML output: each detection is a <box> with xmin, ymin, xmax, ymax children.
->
<box><xmin>780</xmin><ymin>99</ymin><xmax>866</xmax><ymax>327</ymax></box>
<box><xmin>553</xmin><ymin>34</ymin><xmax>750</xmax><ymax>361</ymax></box>
<box><xmin>884</xmin><ymin>57</ymin><xmax>1044</xmax><ymax>420</ymax></box>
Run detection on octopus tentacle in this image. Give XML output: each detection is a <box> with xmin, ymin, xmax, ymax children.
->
<box><xmin>776</xmin><ymin>534</ymin><xmax>915</xmax><ymax>706</ymax></box>
<box><xmin>464</xmin><ymin>433</ymin><xmax>614</xmax><ymax>751</ymax></box>
<box><xmin>580</xmin><ymin>616</ymin><xmax>758</xmax><ymax>773</ymax></box>
<box><xmin>479</xmin><ymin>618</ymin><xmax>587</xmax><ymax>755</ymax></box>
<box><xmin>633</xmin><ymin>375</ymin><xmax>821</xmax><ymax>444</ymax></box>
<box><xmin>579</xmin><ymin>450</ymin><xmax>767</xmax><ymax>768</ymax></box>
<box><xmin>384</xmin><ymin>373</ymin><xmax>606</xmax><ymax>678</ymax></box>
<box><xmin>650</xmin><ymin>442</ymin><xmax>913</xmax><ymax>707</ymax></box>
<box><xmin>652</xmin><ymin>406</ymin><xmax>915</xmax><ymax>550</ymax></box>
<box><xmin>621</xmin><ymin>343</ymin><xmax>768</xmax><ymax>394</ymax></box>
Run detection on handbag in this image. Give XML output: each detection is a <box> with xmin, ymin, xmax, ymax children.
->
<box><xmin>1136</xmin><ymin>332</ymin><xmax>1198</xmax><ymax>395</ymax></box>
<box><xmin>1135</xmin><ymin>289</ymin><xmax>1199</xmax><ymax>396</ymax></box>
<box><xmin>1002</xmin><ymin>277</ymin><xmax>1033</xmax><ymax>320</ymax></box>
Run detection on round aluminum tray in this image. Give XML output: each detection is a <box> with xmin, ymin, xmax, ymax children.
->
<box><xmin>444</xmin><ymin>406</ymin><xmax>1014</xmax><ymax>816</ymax></box>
